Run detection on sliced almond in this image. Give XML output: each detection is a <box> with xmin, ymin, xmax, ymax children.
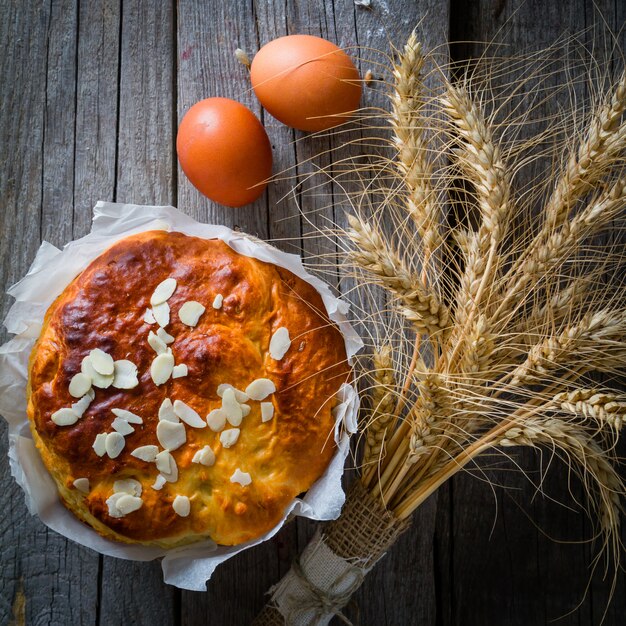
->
<box><xmin>151</xmin><ymin>352</ymin><xmax>174</xmax><ymax>385</ymax></box>
<box><xmin>156</xmin><ymin>420</ymin><xmax>186</xmax><ymax>451</ymax></box>
<box><xmin>115</xmin><ymin>494</ymin><xmax>143</xmax><ymax>515</ymax></box>
<box><xmin>179</xmin><ymin>301</ymin><xmax>205</xmax><ymax>327</ymax></box>
<box><xmin>230</xmin><ymin>468</ymin><xmax>251</xmax><ymax>486</ymax></box>
<box><xmin>212</xmin><ymin>294</ymin><xmax>223</xmax><ymax>309</ymax></box>
<box><xmin>155</xmin><ymin>450</ymin><xmax>173</xmax><ymax>474</ymax></box>
<box><xmin>111</xmin><ymin>417</ymin><xmax>134</xmax><ymax>436</ymax></box>
<box><xmin>216</xmin><ymin>384</ymin><xmax>248</xmax><ymax>403</ymax></box>
<box><xmin>261</xmin><ymin>402</ymin><xmax>274</xmax><ymax>423</ymax></box>
<box><xmin>81</xmin><ymin>356</ymin><xmax>113</xmax><ymax>389</ymax></box>
<box><xmin>240</xmin><ymin>403</ymin><xmax>251</xmax><ymax>417</ymax></box>
<box><xmin>144</xmin><ymin>308</ymin><xmax>156</xmax><ymax>324</ymax></box>
<box><xmin>105</xmin><ymin>432</ymin><xmax>125</xmax><ymax>459</ymax></box>
<box><xmin>71</xmin><ymin>388</ymin><xmax>95</xmax><ymax>418</ymax></box>
<box><xmin>131</xmin><ymin>445</ymin><xmax>159</xmax><ymax>462</ymax></box>
<box><xmin>220</xmin><ymin>428</ymin><xmax>240</xmax><ymax>449</ymax></box>
<box><xmin>158</xmin><ymin>398</ymin><xmax>179</xmax><ymax>422</ymax></box>
<box><xmin>93</xmin><ymin>433</ymin><xmax>107</xmax><ymax>457</ymax></box>
<box><xmin>148</xmin><ymin>331</ymin><xmax>168</xmax><ymax>355</ymax></box>
<box><xmin>69</xmin><ymin>372</ymin><xmax>92</xmax><ymax>398</ymax></box>
<box><xmin>173</xmin><ymin>400</ymin><xmax>206</xmax><ymax>428</ymax></box>
<box><xmin>151</xmin><ymin>474</ymin><xmax>166</xmax><ymax>490</ymax></box>
<box><xmin>172</xmin><ymin>495</ymin><xmax>190</xmax><ymax>517</ymax></box>
<box><xmin>112</xmin><ymin>360</ymin><xmax>139</xmax><ymax>389</ymax></box>
<box><xmin>111</xmin><ymin>408</ymin><xmax>143</xmax><ymax>424</ymax></box>
<box><xmin>206</xmin><ymin>408</ymin><xmax>226</xmax><ymax>432</ymax></box>
<box><xmin>222</xmin><ymin>388</ymin><xmax>243</xmax><ymax>427</ymax></box>
<box><xmin>150</xmin><ymin>277</ymin><xmax>177</xmax><ymax>305</ymax></box>
<box><xmin>191</xmin><ymin>445</ymin><xmax>216</xmax><ymax>467</ymax></box>
<box><xmin>89</xmin><ymin>348</ymin><xmax>115</xmax><ymax>375</ymax></box>
<box><xmin>106</xmin><ymin>493</ymin><xmax>126</xmax><ymax>518</ymax></box>
<box><xmin>172</xmin><ymin>364</ymin><xmax>188</xmax><ymax>379</ymax></box>
<box><xmin>245</xmin><ymin>378</ymin><xmax>276</xmax><ymax>401</ymax></box>
<box><xmin>269</xmin><ymin>327</ymin><xmax>291</xmax><ymax>360</ymax></box>
<box><xmin>51</xmin><ymin>407</ymin><xmax>79</xmax><ymax>426</ymax></box>
<box><xmin>152</xmin><ymin>301</ymin><xmax>170</xmax><ymax>327</ymax></box>
<box><xmin>157</xmin><ymin>327</ymin><xmax>175</xmax><ymax>344</ymax></box>
<box><xmin>113</xmin><ymin>478</ymin><xmax>142</xmax><ymax>496</ymax></box>
<box><xmin>73</xmin><ymin>478</ymin><xmax>90</xmax><ymax>493</ymax></box>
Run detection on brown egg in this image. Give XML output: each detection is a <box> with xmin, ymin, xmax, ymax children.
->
<box><xmin>250</xmin><ymin>34</ymin><xmax>362</xmax><ymax>132</ymax></box>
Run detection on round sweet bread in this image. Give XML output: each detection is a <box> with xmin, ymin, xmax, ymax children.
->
<box><xmin>27</xmin><ymin>230</ymin><xmax>350</xmax><ymax>547</ymax></box>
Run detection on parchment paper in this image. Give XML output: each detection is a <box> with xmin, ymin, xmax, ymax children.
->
<box><xmin>0</xmin><ymin>201</ymin><xmax>362</xmax><ymax>591</ymax></box>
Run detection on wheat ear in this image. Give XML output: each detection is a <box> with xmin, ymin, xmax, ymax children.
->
<box><xmin>347</xmin><ymin>213</ymin><xmax>451</xmax><ymax>336</ymax></box>
<box><xmin>553</xmin><ymin>389</ymin><xmax>626</xmax><ymax>431</ymax></box>
<box><xmin>390</xmin><ymin>31</ymin><xmax>441</xmax><ymax>261</ymax></box>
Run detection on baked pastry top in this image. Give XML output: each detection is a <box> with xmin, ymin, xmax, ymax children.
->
<box><xmin>27</xmin><ymin>230</ymin><xmax>350</xmax><ymax>547</ymax></box>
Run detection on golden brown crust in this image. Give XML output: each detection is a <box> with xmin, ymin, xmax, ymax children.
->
<box><xmin>27</xmin><ymin>231</ymin><xmax>350</xmax><ymax>547</ymax></box>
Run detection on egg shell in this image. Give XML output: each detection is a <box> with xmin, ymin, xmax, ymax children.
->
<box><xmin>176</xmin><ymin>97</ymin><xmax>272</xmax><ymax>207</ymax></box>
<box><xmin>250</xmin><ymin>35</ymin><xmax>362</xmax><ymax>132</ymax></box>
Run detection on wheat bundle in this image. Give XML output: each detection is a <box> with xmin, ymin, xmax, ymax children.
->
<box><xmin>254</xmin><ymin>32</ymin><xmax>626</xmax><ymax>625</ymax></box>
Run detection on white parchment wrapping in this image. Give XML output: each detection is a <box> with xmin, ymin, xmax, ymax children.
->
<box><xmin>0</xmin><ymin>201</ymin><xmax>362</xmax><ymax>591</ymax></box>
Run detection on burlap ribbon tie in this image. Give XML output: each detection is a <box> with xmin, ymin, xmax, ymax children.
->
<box><xmin>285</xmin><ymin>555</ymin><xmax>365</xmax><ymax>625</ymax></box>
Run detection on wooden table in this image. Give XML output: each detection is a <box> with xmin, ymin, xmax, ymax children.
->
<box><xmin>1</xmin><ymin>1</ymin><xmax>624</xmax><ymax>624</ymax></box>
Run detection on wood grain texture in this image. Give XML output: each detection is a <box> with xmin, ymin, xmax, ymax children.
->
<box><xmin>0</xmin><ymin>0</ymin><xmax>624</xmax><ymax>624</ymax></box>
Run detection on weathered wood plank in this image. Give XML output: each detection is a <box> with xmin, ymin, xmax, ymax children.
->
<box><xmin>97</xmin><ymin>2</ymin><xmax>179</xmax><ymax>623</ymax></box>
<box><xmin>0</xmin><ymin>1</ymin><xmax>102</xmax><ymax>624</ymax></box>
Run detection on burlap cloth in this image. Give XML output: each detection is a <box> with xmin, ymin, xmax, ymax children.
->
<box><xmin>252</xmin><ymin>480</ymin><xmax>410</xmax><ymax>625</ymax></box>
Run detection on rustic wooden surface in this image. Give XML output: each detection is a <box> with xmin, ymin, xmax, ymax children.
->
<box><xmin>0</xmin><ymin>1</ymin><xmax>624</xmax><ymax>625</ymax></box>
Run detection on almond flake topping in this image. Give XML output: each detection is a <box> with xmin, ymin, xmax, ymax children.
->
<box><xmin>89</xmin><ymin>348</ymin><xmax>115</xmax><ymax>375</ymax></box>
<box><xmin>150</xmin><ymin>277</ymin><xmax>177</xmax><ymax>306</ymax></box>
<box><xmin>111</xmin><ymin>408</ymin><xmax>143</xmax><ymax>424</ymax></box>
<box><xmin>173</xmin><ymin>400</ymin><xmax>206</xmax><ymax>428</ymax></box>
<box><xmin>51</xmin><ymin>408</ymin><xmax>79</xmax><ymax>426</ymax></box>
<box><xmin>158</xmin><ymin>398</ymin><xmax>179</xmax><ymax>422</ymax></box>
<box><xmin>192</xmin><ymin>446</ymin><xmax>215</xmax><ymax>467</ymax></box>
<box><xmin>115</xmin><ymin>494</ymin><xmax>143</xmax><ymax>515</ymax></box>
<box><xmin>261</xmin><ymin>402</ymin><xmax>274</xmax><ymax>423</ymax></box>
<box><xmin>157</xmin><ymin>327</ymin><xmax>175</xmax><ymax>344</ymax></box>
<box><xmin>172</xmin><ymin>495</ymin><xmax>190</xmax><ymax>517</ymax></box>
<box><xmin>220</xmin><ymin>428</ymin><xmax>240</xmax><ymax>448</ymax></box>
<box><xmin>144</xmin><ymin>308</ymin><xmax>156</xmax><ymax>324</ymax></box>
<box><xmin>245</xmin><ymin>378</ymin><xmax>276</xmax><ymax>401</ymax></box>
<box><xmin>172</xmin><ymin>364</ymin><xmax>188</xmax><ymax>379</ymax></box>
<box><xmin>82</xmin><ymin>356</ymin><xmax>113</xmax><ymax>389</ymax></box>
<box><xmin>105</xmin><ymin>432</ymin><xmax>125</xmax><ymax>459</ymax></box>
<box><xmin>151</xmin><ymin>352</ymin><xmax>175</xmax><ymax>385</ymax></box>
<box><xmin>151</xmin><ymin>475</ymin><xmax>166</xmax><ymax>490</ymax></box>
<box><xmin>217</xmin><ymin>384</ymin><xmax>248</xmax><ymax>403</ymax></box>
<box><xmin>269</xmin><ymin>327</ymin><xmax>291</xmax><ymax>360</ymax></box>
<box><xmin>105</xmin><ymin>493</ymin><xmax>126</xmax><ymax>518</ymax></box>
<box><xmin>113</xmin><ymin>478</ymin><xmax>142</xmax><ymax>496</ymax></box>
<box><xmin>222</xmin><ymin>388</ymin><xmax>243</xmax><ymax>427</ymax></box>
<box><xmin>112</xmin><ymin>360</ymin><xmax>139</xmax><ymax>389</ymax></box>
<box><xmin>148</xmin><ymin>331</ymin><xmax>168</xmax><ymax>354</ymax></box>
<box><xmin>212</xmin><ymin>294</ymin><xmax>223</xmax><ymax>309</ymax></box>
<box><xmin>230</xmin><ymin>468</ymin><xmax>252</xmax><ymax>486</ymax></box>
<box><xmin>69</xmin><ymin>372</ymin><xmax>92</xmax><ymax>398</ymax></box>
<box><xmin>131</xmin><ymin>445</ymin><xmax>159</xmax><ymax>462</ymax></box>
<box><xmin>93</xmin><ymin>433</ymin><xmax>107</xmax><ymax>457</ymax></box>
<box><xmin>206</xmin><ymin>408</ymin><xmax>227</xmax><ymax>432</ymax></box>
<box><xmin>179</xmin><ymin>301</ymin><xmax>205</xmax><ymax>327</ymax></box>
<box><xmin>156</xmin><ymin>420</ymin><xmax>186</xmax><ymax>451</ymax></box>
<box><xmin>155</xmin><ymin>450</ymin><xmax>179</xmax><ymax>482</ymax></box>
<box><xmin>73</xmin><ymin>478</ymin><xmax>90</xmax><ymax>493</ymax></box>
<box><xmin>71</xmin><ymin>388</ymin><xmax>95</xmax><ymax>417</ymax></box>
<box><xmin>112</xmin><ymin>417</ymin><xmax>135</xmax><ymax>436</ymax></box>
<box><xmin>152</xmin><ymin>301</ymin><xmax>170</xmax><ymax>327</ymax></box>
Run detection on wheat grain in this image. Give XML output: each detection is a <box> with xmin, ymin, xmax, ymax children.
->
<box><xmin>553</xmin><ymin>389</ymin><xmax>626</xmax><ymax>431</ymax></box>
